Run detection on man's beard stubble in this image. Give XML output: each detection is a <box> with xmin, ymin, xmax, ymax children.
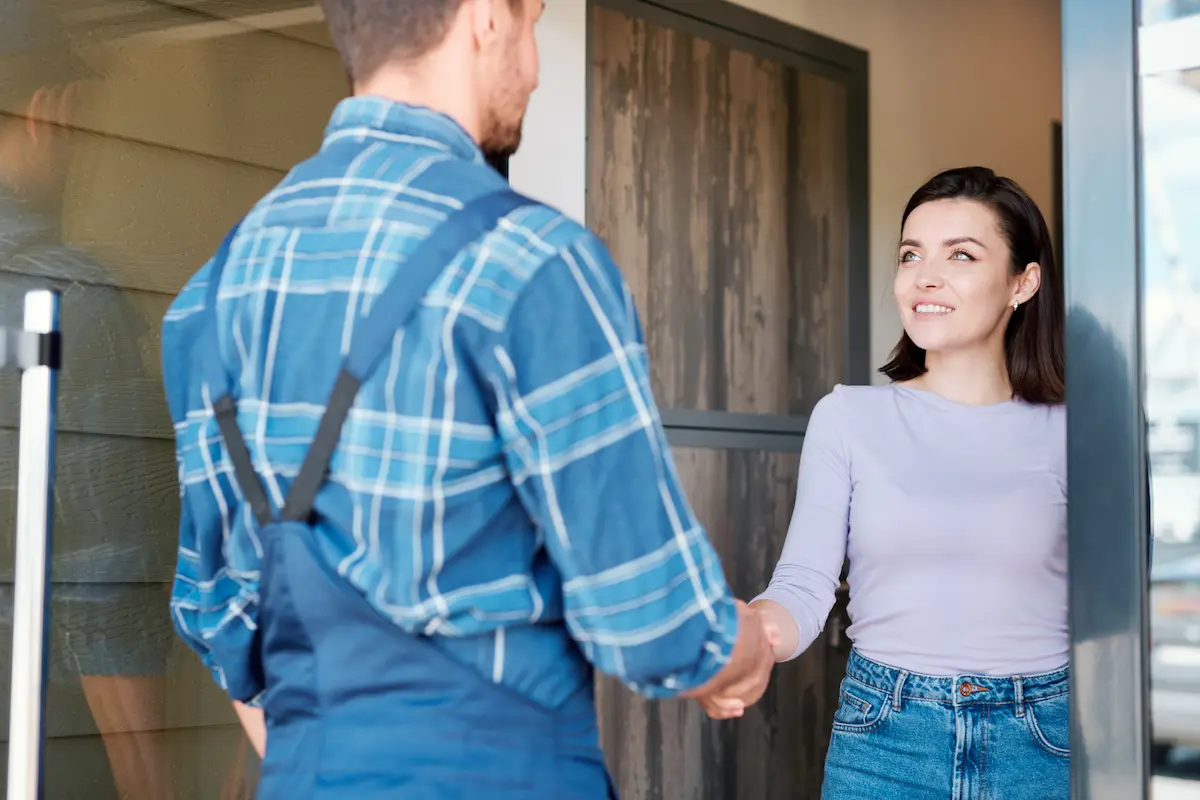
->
<box><xmin>479</xmin><ymin>54</ymin><xmax>527</xmax><ymax>166</ymax></box>
<box><xmin>480</xmin><ymin>113</ymin><xmax>523</xmax><ymax>167</ymax></box>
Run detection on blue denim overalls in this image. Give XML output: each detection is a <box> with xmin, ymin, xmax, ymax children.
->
<box><xmin>201</xmin><ymin>188</ymin><xmax>617</xmax><ymax>798</ymax></box>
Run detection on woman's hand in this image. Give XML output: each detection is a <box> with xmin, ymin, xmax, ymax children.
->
<box><xmin>688</xmin><ymin>601</ymin><xmax>780</xmax><ymax>720</ymax></box>
<box><xmin>749</xmin><ymin>599</ymin><xmax>800</xmax><ymax>662</ymax></box>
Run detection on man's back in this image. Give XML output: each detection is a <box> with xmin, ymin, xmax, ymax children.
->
<box><xmin>163</xmin><ymin>97</ymin><xmax>738</xmax><ymax>714</ymax></box>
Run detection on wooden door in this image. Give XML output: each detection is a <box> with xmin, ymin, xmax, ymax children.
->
<box><xmin>586</xmin><ymin>1</ymin><xmax>866</xmax><ymax>796</ymax></box>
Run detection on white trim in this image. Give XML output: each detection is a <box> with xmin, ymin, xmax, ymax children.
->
<box><xmin>509</xmin><ymin>0</ymin><xmax>588</xmax><ymax>224</ymax></box>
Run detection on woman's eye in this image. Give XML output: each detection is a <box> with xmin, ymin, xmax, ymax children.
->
<box><xmin>950</xmin><ymin>250</ymin><xmax>975</xmax><ymax>262</ymax></box>
<box><xmin>899</xmin><ymin>251</ymin><xmax>919</xmax><ymax>263</ymax></box>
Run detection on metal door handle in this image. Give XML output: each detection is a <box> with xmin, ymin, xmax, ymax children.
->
<box><xmin>3</xmin><ymin>290</ymin><xmax>62</xmax><ymax>800</ymax></box>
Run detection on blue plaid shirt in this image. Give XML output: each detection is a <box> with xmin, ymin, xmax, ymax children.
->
<box><xmin>162</xmin><ymin>97</ymin><xmax>738</xmax><ymax>709</ymax></box>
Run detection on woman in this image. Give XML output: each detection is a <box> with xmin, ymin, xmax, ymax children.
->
<box><xmin>752</xmin><ymin>166</ymin><xmax>1068</xmax><ymax>799</ymax></box>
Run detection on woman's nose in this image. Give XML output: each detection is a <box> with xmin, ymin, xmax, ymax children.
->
<box><xmin>915</xmin><ymin>267</ymin><xmax>943</xmax><ymax>289</ymax></box>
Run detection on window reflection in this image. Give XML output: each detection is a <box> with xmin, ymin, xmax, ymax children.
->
<box><xmin>1144</xmin><ymin>68</ymin><xmax>1200</xmax><ymax>559</ymax></box>
<box><xmin>1145</xmin><ymin>61</ymin><xmax>1200</xmax><ymax>788</ymax></box>
<box><xmin>0</xmin><ymin>0</ymin><xmax>341</xmax><ymax>796</ymax></box>
<box><xmin>1144</xmin><ymin>0</ymin><xmax>1200</xmax><ymax>25</ymax></box>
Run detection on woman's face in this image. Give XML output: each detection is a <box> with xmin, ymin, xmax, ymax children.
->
<box><xmin>894</xmin><ymin>198</ymin><xmax>1040</xmax><ymax>356</ymax></box>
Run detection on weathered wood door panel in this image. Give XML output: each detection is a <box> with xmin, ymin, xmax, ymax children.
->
<box><xmin>596</xmin><ymin>447</ymin><xmax>848</xmax><ymax>799</ymax></box>
<box><xmin>587</xmin><ymin>1</ymin><xmax>863</xmax><ymax>797</ymax></box>
<box><xmin>588</xmin><ymin>2</ymin><xmax>849</xmax><ymax>418</ymax></box>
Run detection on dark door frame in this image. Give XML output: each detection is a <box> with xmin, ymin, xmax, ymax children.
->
<box><xmin>584</xmin><ymin>0</ymin><xmax>870</xmax><ymax>452</ymax></box>
<box><xmin>1062</xmin><ymin>1</ymin><xmax>1150</xmax><ymax>797</ymax></box>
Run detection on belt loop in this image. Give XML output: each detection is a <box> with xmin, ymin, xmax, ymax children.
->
<box><xmin>892</xmin><ymin>670</ymin><xmax>908</xmax><ymax>711</ymax></box>
<box><xmin>1014</xmin><ymin>676</ymin><xmax>1025</xmax><ymax>718</ymax></box>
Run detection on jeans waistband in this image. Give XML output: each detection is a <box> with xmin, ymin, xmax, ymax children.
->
<box><xmin>845</xmin><ymin>650</ymin><xmax>1069</xmax><ymax>706</ymax></box>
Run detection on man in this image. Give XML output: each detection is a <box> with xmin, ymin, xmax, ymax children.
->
<box><xmin>162</xmin><ymin>1</ymin><xmax>776</xmax><ymax>796</ymax></box>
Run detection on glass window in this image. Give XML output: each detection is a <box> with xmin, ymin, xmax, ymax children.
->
<box><xmin>0</xmin><ymin>2</ymin><xmax>344</xmax><ymax>796</ymax></box>
<box><xmin>1143</xmin><ymin>31</ymin><xmax>1200</xmax><ymax>793</ymax></box>
<box><xmin>1143</xmin><ymin>0</ymin><xmax>1200</xmax><ymax>24</ymax></box>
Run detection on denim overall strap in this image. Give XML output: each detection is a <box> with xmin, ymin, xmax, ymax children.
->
<box><xmin>277</xmin><ymin>188</ymin><xmax>532</xmax><ymax>523</ymax></box>
<box><xmin>200</xmin><ymin>220</ymin><xmax>276</xmax><ymax>527</ymax></box>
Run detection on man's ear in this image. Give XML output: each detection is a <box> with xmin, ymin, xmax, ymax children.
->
<box><xmin>23</xmin><ymin>86</ymin><xmax>72</xmax><ymax>146</ymax></box>
<box><xmin>24</xmin><ymin>87</ymin><xmax>54</xmax><ymax>146</ymax></box>
<box><xmin>466</xmin><ymin>0</ymin><xmax>501</xmax><ymax>50</ymax></box>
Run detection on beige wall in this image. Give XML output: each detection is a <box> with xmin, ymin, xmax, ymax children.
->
<box><xmin>512</xmin><ymin>0</ymin><xmax>1064</xmax><ymax>382</ymax></box>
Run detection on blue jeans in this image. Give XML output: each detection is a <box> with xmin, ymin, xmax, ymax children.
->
<box><xmin>822</xmin><ymin>650</ymin><xmax>1069</xmax><ymax>799</ymax></box>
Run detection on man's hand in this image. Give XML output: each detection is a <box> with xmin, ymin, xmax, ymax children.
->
<box><xmin>232</xmin><ymin>700</ymin><xmax>266</xmax><ymax>758</ymax></box>
<box><xmin>684</xmin><ymin>600</ymin><xmax>779</xmax><ymax>720</ymax></box>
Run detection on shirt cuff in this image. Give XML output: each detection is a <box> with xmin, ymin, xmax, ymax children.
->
<box><xmin>241</xmin><ymin>690</ymin><xmax>266</xmax><ymax>710</ymax></box>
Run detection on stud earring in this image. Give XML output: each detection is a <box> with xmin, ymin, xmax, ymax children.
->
<box><xmin>1013</xmin><ymin>300</ymin><xmax>1019</xmax><ymax>311</ymax></box>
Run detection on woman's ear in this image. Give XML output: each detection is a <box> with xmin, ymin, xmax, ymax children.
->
<box><xmin>1013</xmin><ymin>262</ymin><xmax>1042</xmax><ymax>306</ymax></box>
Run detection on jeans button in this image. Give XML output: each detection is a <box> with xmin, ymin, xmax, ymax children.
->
<box><xmin>959</xmin><ymin>683</ymin><xmax>972</xmax><ymax>697</ymax></box>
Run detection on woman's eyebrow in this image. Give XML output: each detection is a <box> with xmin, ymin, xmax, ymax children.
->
<box><xmin>898</xmin><ymin>236</ymin><xmax>988</xmax><ymax>250</ymax></box>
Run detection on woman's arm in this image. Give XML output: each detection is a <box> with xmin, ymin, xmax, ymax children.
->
<box><xmin>752</xmin><ymin>391</ymin><xmax>852</xmax><ymax>662</ymax></box>
<box><xmin>232</xmin><ymin>701</ymin><xmax>266</xmax><ymax>758</ymax></box>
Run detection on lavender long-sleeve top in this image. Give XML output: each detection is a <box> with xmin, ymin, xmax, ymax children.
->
<box><xmin>754</xmin><ymin>384</ymin><xmax>1068</xmax><ymax>676</ymax></box>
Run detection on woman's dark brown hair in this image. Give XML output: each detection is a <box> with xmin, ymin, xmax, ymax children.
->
<box><xmin>879</xmin><ymin>166</ymin><xmax>1065</xmax><ymax>405</ymax></box>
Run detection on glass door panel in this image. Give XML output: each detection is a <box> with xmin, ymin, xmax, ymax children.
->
<box><xmin>1142</xmin><ymin>5</ymin><xmax>1200</xmax><ymax>797</ymax></box>
<box><xmin>0</xmin><ymin>2</ymin><xmax>344</xmax><ymax>796</ymax></box>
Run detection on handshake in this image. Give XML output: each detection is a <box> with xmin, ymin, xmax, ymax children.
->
<box><xmin>683</xmin><ymin>600</ymin><xmax>781</xmax><ymax>720</ymax></box>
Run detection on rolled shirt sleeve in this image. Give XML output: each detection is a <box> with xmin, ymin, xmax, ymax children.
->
<box><xmin>487</xmin><ymin>231</ymin><xmax>739</xmax><ymax>697</ymax></box>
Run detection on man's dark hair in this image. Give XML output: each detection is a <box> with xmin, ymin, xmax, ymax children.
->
<box><xmin>879</xmin><ymin>166</ymin><xmax>1066</xmax><ymax>405</ymax></box>
<box><xmin>318</xmin><ymin>0</ymin><xmax>522</xmax><ymax>84</ymax></box>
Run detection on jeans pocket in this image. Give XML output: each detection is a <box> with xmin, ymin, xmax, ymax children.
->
<box><xmin>1024</xmin><ymin>692</ymin><xmax>1070</xmax><ymax>758</ymax></box>
<box><xmin>832</xmin><ymin>677</ymin><xmax>891</xmax><ymax>733</ymax></box>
